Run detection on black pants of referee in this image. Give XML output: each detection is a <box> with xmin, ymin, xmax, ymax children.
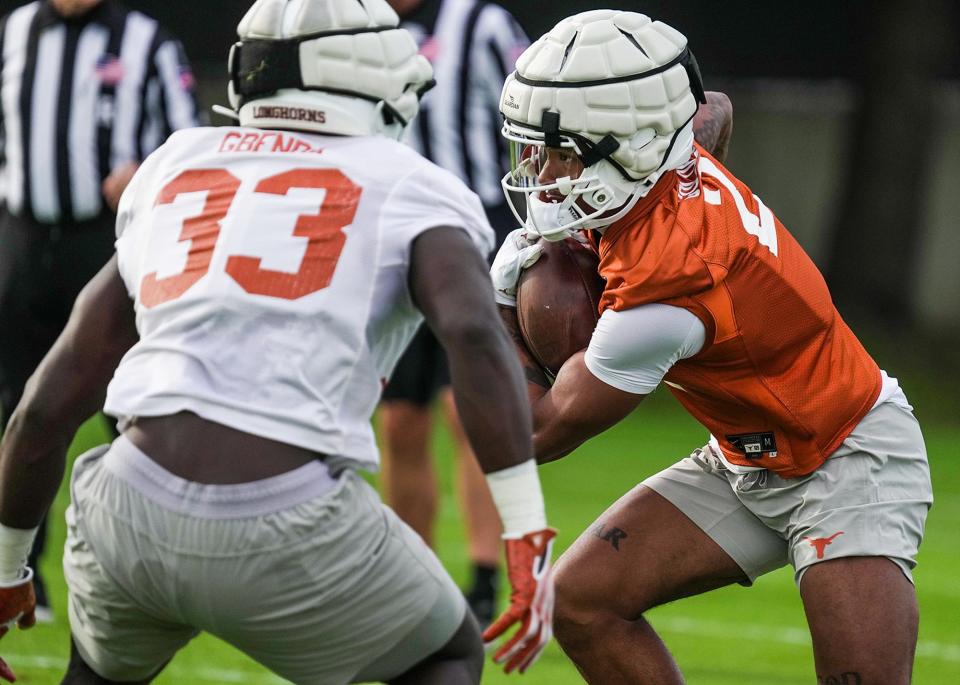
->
<box><xmin>0</xmin><ymin>206</ymin><xmax>117</xmax><ymax>610</ymax></box>
<box><xmin>382</xmin><ymin>202</ymin><xmax>515</xmax><ymax>405</ymax></box>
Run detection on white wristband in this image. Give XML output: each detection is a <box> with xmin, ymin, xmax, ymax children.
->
<box><xmin>0</xmin><ymin>523</ymin><xmax>38</xmax><ymax>584</ymax></box>
<box><xmin>485</xmin><ymin>459</ymin><xmax>547</xmax><ymax>537</ymax></box>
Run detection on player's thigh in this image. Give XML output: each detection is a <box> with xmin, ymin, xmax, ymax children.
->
<box><xmin>378</xmin><ymin>399</ymin><xmax>433</xmax><ymax>461</ymax></box>
<box><xmin>354</xmin><ymin>589</ymin><xmax>480</xmax><ymax>684</ymax></box>
<box><xmin>65</xmin><ymin>446</ymin><xmax>197</xmax><ymax>683</ymax></box>
<box><xmin>62</xmin><ymin>639</ymin><xmax>169</xmax><ymax>685</ymax></box>
<box><xmin>800</xmin><ymin>557</ymin><xmax>918</xmax><ymax>685</ymax></box>
<box><xmin>770</xmin><ymin>403</ymin><xmax>927</xmax><ymax>683</ymax></box>
<box><xmin>221</xmin><ymin>471</ymin><xmax>468</xmax><ymax>684</ymax></box>
<box><xmin>555</xmin><ymin>450</ymin><xmax>787</xmax><ymax>622</ymax></box>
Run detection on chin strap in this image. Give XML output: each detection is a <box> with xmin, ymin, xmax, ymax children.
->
<box><xmin>539</xmin><ymin>110</ymin><xmax>620</xmax><ymax>170</ymax></box>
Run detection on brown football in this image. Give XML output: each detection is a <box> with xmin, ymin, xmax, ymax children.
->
<box><xmin>516</xmin><ymin>238</ymin><xmax>605</xmax><ymax>376</ymax></box>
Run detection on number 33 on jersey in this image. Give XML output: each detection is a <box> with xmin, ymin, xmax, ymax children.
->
<box><xmin>140</xmin><ymin>166</ymin><xmax>360</xmax><ymax>307</ymax></box>
<box><xmin>107</xmin><ymin>126</ymin><xmax>493</xmax><ymax>468</ymax></box>
<box><xmin>127</xmin><ymin>133</ymin><xmax>364</xmax><ymax>308</ymax></box>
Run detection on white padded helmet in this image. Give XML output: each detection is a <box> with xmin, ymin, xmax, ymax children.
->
<box><xmin>226</xmin><ymin>0</ymin><xmax>434</xmax><ymax>139</ymax></box>
<box><xmin>499</xmin><ymin>10</ymin><xmax>705</xmax><ymax>239</ymax></box>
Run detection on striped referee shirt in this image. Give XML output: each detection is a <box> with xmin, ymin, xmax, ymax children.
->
<box><xmin>0</xmin><ymin>0</ymin><xmax>202</xmax><ymax>224</ymax></box>
<box><xmin>400</xmin><ymin>0</ymin><xmax>528</xmax><ymax>233</ymax></box>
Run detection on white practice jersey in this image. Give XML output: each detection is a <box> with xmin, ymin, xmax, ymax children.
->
<box><xmin>105</xmin><ymin>126</ymin><xmax>493</xmax><ymax>470</ymax></box>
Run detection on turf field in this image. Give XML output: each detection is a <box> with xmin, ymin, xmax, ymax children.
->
<box><xmin>4</xmin><ymin>390</ymin><xmax>959</xmax><ymax>684</ymax></box>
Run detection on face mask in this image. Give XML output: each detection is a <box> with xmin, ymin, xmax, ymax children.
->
<box><xmin>525</xmin><ymin>195</ymin><xmax>584</xmax><ymax>241</ymax></box>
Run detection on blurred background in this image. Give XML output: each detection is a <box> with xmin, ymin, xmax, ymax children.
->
<box><xmin>1</xmin><ymin>1</ymin><xmax>959</xmax><ymax>683</ymax></box>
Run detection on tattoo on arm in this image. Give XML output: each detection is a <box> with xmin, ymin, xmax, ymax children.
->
<box><xmin>693</xmin><ymin>91</ymin><xmax>733</xmax><ymax>163</ymax></box>
<box><xmin>498</xmin><ymin>306</ymin><xmax>550</xmax><ymax>389</ymax></box>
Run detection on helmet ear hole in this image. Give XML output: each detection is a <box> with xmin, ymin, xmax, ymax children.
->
<box><xmin>586</xmin><ymin>189</ymin><xmax>610</xmax><ymax>209</ymax></box>
<box><xmin>629</xmin><ymin>128</ymin><xmax>656</xmax><ymax>151</ymax></box>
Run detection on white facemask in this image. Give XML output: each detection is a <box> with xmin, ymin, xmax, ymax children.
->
<box><xmin>525</xmin><ymin>196</ymin><xmax>584</xmax><ymax>241</ymax></box>
<box><xmin>502</xmin><ymin>123</ymin><xmax>697</xmax><ymax>241</ymax></box>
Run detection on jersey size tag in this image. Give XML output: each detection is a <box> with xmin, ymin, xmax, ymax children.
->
<box><xmin>725</xmin><ymin>431</ymin><xmax>777</xmax><ymax>459</ymax></box>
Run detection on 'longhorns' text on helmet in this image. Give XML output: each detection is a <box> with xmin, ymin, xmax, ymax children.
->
<box><xmin>226</xmin><ymin>0</ymin><xmax>434</xmax><ymax>139</ymax></box>
<box><xmin>499</xmin><ymin>10</ymin><xmax>706</xmax><ymax>239</ymax></box>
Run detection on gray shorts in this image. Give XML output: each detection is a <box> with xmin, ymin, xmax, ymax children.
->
<box><xmin>64</xmin><ymin>436</ymin><xmax>466</xmax><ymax>684</ymax></box>
<box><xmin>643</xmin><ymin>401</ymin><xmax>933</xmax><ymax>585</ymax></box>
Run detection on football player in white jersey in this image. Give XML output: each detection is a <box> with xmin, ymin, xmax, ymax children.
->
<box><xmin>0</xmin><ymin>1</ymin><xmax>555</xmax><ymax>683</ymax></box>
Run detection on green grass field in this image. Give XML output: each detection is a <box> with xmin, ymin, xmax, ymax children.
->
<box><xmin>4</xmin><ymin>390</ymin><xmax>959</xmax><ymax>684</ymax></box>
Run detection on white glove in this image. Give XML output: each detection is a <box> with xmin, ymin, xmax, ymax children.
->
<box><xmin>490</xmin><ymin>229</ymin><xmax>543</xmax><ymax>307</ymax></box>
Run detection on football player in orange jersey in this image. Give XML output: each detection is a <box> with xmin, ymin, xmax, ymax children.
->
<box><xmin>491</xmin><ymin>10</ymin><xmax>932</xmax><ymax>685</ymax></box>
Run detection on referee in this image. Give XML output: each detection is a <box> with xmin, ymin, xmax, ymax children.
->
<box><xmin>0</xmin><ymin>0</ymin><xmax>202</xmax><ymax>620</ymax></box>
<box><xmin>382</xmin><ymin>0</ymin><xmax>528</xmax><ymax>626</ymax></box>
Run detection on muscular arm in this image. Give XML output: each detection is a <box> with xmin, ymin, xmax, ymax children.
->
<box><xmin>411</xmin><ymin>227</ymin><xmax>534</xmax><ymax>473</ymax></box>
<box><xmin>693</xmin><ymin>90</ymin><xmax>734</xmax><ymax>163</ymax></box>
<box><xmin>497</xmin><ymin>306</ymin><xmax>645</xmax><ymax>464</ymax></box>
<box><xmin>0</xmin><ymin>257</ymin><xmax>138</xmax><ymax>528</ymax></box>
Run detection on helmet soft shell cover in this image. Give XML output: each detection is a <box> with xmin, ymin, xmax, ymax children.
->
<box><xmin>498</xmin><ymin>10</ymin><xmax>705</xmax><ymax>238</ymax></box>
<box><xmin>227</xmin><ymin>0</ymin><xmax>434</xmax><ymax>138</ymax></box>
<box><xmin>501</xmin><ymin>9</ymin><xmax>703</xmax><ymax>181</ymax></box>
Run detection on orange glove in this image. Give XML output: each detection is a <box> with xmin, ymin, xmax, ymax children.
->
<box><xmin>482</xmin><ymin>528</ymin><xmax>556</xmax><ymax>674</ymax></box>
<box><xmin>0</xmin><ymin>568</ymin><xmax>37</xmax><ymax>683</ymax></box>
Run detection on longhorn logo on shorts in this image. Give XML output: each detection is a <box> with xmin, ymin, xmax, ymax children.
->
<box><xmin>804</xmin><ymin>531</ymin><xmax>844</xmax><ymax>559</ymax></box>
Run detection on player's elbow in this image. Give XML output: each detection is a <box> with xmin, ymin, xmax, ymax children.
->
<box><xmin>531</xmin><ymin>398</ymin><xmax>606</xmax><ymax>463</ymax></box>
<box><xmin>11</xmin><ymin>365</ymin><xmax>88</xmax><ymax>438</ymax></box>
<box><xmin>431</xmin><ymin>309</ymin><xmax>503</xmax><ymax>355</ymax></box>
<box><xmin>706</xmin><ymin>90</ymin><xmax>732</xmax><ymax>115</ymax></box>
<box><xmin>3</xmin><ymin>388</ymin><xmax>70</xmax><ymax>456</ymax></box>
<box><xmin>7</xmin><ymin>397</ymin><xmax>52</xmax><ymax>434</ymax></box>
<box><xmin>532</xmin><ymin>420</ymin><xmax>585</xmax><ymax>464</ymax></box>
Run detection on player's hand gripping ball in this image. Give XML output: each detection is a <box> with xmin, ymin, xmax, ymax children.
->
<box><xmin>491</xmin><ymin>229</ymin><xmax>545</xmax><ymax>307</ymax></box>
<box><xmin>516</xmin><ymin>236</ymin><xmax>605</xmax><ymax>376</ymax></box>
<box><xmin>483</xmin><ymin>528</ymin><xmax>557</xmax><ymax>674</ymax></box>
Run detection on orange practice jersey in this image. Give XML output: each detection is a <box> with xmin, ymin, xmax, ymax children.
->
<box><xmin>595</xmin><ymin>145</ymin><xmax>881</xmax><ymax>478</ymax></box>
